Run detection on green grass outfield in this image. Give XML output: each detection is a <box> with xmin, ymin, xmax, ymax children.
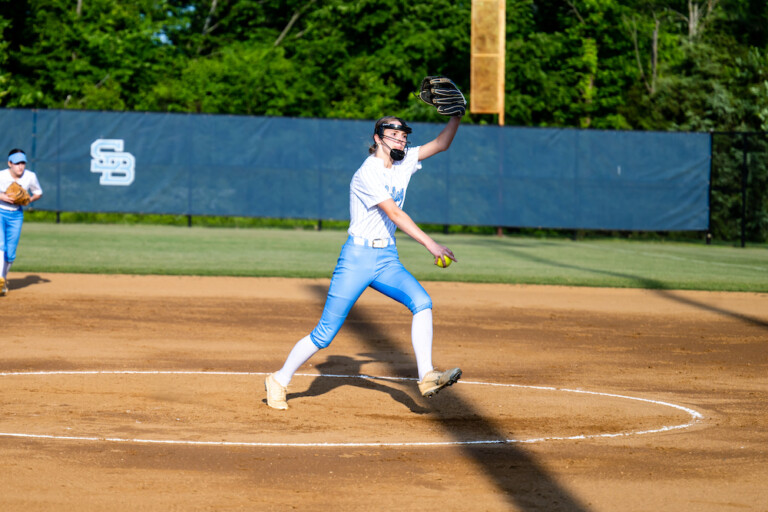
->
<box><xmin>12</xmin><ymin>223</ymin><xmax>768</xmax><ymax>292</ymax></box>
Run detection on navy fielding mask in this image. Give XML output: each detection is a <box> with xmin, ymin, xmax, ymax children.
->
<box><xmin>375</xmin><ymin>119</ymin><xmax>412</xmax><ymax>161</ymax></box>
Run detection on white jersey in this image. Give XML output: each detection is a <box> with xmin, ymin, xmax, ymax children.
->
<box><xmin>0</xmin><ymin>168</ymin><xmax>43</xmax><ymax>212</ymax></box>
<box><xmin>348</xmin><ymin>146</ymin><xmax>422</xmax><ymax>241</ymax></box>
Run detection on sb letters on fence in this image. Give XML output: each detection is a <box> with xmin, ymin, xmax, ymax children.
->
<box><xmin>0</xmin><ymin>108</ymin><xmax>711</xmax><ymax>231</ymax></box>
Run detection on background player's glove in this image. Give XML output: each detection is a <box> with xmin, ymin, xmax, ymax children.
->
<box><xmin>5</xmin><ymin>181</ymin><xmax>31</xmax><ymax>206</ymax></box>
<box><xmin>418</xmin><ymin>76</ymin><xmax>466</xmax><ymax>117</ymax></box>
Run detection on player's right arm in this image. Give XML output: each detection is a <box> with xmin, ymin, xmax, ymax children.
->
<box><xmin>0</xmin><ymin>182</ymin><xmax>11</xmax><ymax>203</ymax></box>
<box><xmin>378</xmin><ymin>198</ymin><xmax>456</xmax><ymax>265</ymax></box>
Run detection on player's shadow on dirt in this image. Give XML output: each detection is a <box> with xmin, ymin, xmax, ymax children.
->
<box><xmin>307</xmin><ymin>283</ymin><xmax>591</xmax><ymax>512</ymax></box>
<box><xmin>7</xmin><ymin>274</ymin><xmax>50</xmax><ymax>291</ymax></box>
<box><xmin>286</xmin><ymin>355</ymin><xmax>431</xmax><ymax>414</ymax></box>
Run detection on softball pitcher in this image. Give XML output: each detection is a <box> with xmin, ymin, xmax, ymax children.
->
<box><xmin>265</xmin><ymin>111</ymin><xmax>463</xmax><ymax>410</ymax></box>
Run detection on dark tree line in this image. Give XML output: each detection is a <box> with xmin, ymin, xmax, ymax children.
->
<box><xmin>1</xmin><ymin>0</ymin><xmax>766</xmax><ymax>241</ymax></box>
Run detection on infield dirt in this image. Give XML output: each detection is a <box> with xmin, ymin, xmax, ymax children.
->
<box><xmin>1</xmin><ymin>273</ymin><xmax>766</xmax><ymax>511</ymax></box>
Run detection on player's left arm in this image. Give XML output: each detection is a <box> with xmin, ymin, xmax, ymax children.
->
<box><xmin>417</xmin><ymin>116</ymin><xmax>461</xmax><ymax>161</ymax></box>
<box><xmin>378</xmin><ymin>198</ymin><xmax>456</xmax><ymax>264</ymax></box>
<box><xmin>28</xmin><ymin>176</ymin><xmax>43</xmax><ymax>203</ymax></box>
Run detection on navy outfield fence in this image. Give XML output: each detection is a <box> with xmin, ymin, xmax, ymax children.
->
<box><xmin>2</xmin><ymin>108</ymin><xmax>720</xmax><ymax>237</ymax></box>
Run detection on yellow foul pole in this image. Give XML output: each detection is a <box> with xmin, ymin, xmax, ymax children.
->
<box><xmin>470</xmin><ymin>0</ymin><xmax>506</xmax><ymax>125</ymax></box>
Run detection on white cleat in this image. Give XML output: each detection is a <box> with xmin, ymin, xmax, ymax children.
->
<box><xmin>265</xmin><ymin>373</ymin><xmax>288</xmax><ymax>410</ymax></box>
<box><xmin>418</xmin><ymin>367</ymin><xmax>462</xmax><ymax>398</ymax></box>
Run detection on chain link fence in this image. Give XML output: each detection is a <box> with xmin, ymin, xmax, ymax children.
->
<box><xmin>710</xmin><ymin>132</ymin><xmax>768</xmax><ymax>246</ymax></box>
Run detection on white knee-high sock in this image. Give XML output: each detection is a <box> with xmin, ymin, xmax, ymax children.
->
<box><xmin>1</xmin><ymin>260</ymin><xmax>10</xmax><ymax>280</ymax></box>
<box><xmin>411</xmin><ymin>308</ymin><xmax>434</xmax><ymax>381</ymax></box>
<box><xmin>274</xmin><ymin>335</ymin><xmax>320</xmax><ymax>387</ymax></box>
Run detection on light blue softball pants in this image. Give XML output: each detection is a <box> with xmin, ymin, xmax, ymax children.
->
<box><xmin>309</xmin><ymin>236</ymin><xmax>432</xmax><ymax>349</ymax></box>
<box><xmin>0</xmin><ymin>208</ymin><xmax>23</xmax><ymax>263</ymax></box>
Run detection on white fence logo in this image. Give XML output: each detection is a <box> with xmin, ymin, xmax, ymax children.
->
<box><xmin>90</xmin><ymin>139</ymin><xmax>135</xmax><ymax>186</ymax></box>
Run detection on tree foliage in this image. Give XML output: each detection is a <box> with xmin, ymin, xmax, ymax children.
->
<box><xmin>2</xmin><ymin>0</ymin><xmax>765</xmax><ymax>130</ymax></box>
<box><xmin>1</xmin><ymin>0</ymin><xmax>766</xmax><ymax>241</ymax></box>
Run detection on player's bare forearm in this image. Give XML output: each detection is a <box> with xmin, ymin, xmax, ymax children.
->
<box><xmin>392</xmin><ymin>209</ymin><xmax>435</xmax><ymax>250</ymax></box>
<box><xmin>418</xmin><ymin>116</ymin><xmax>461</xmax><ymax>161</ymax></box>
<box><xmin>379</xmin><ymin>199</ymin><xmax>456</xmax><ymax>262</ymax></box>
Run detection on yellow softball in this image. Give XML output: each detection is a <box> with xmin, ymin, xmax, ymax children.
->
<box><xmin>436</xmin><ymin>255</ymin><xmax>453</xmax><ymax>268</ymax></box>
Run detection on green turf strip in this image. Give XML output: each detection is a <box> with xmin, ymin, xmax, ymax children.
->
<box><xmin>13</xmin><ymin>223</ymin><xmax>768</xmax><ymax>292</ymax></box>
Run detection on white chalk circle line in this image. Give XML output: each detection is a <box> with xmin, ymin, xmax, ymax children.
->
<box><xmin>0</xmin><ymin>370</ymin><xmax>704</xmax><ymax>448</ymax></box>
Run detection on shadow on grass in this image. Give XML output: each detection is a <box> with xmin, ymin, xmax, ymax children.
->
<box><xmin>484</xmin><ymin>243</ymin><xmax>768</xmax><ymax>330</ymax></box>
<box><xmin>306</xmin><ymin>283</ymin><xmax>591</xmax><ymax>512</ymax></box>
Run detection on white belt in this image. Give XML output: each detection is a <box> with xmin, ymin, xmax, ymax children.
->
<box><xmin>351</xmin><ymin>236</ymin><xmax>395</xmax><ymax>248</ymax></box>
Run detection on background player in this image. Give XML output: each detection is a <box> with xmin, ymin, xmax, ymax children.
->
<box><xmin>0</xmin><ymin>149</ymin><xmax>43</xmax><ymax>296</ymax></box>
<box><xmin>265</xmin><ymin>112</ymin><xmax>462</xmax><ymax>410</ymax></box>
